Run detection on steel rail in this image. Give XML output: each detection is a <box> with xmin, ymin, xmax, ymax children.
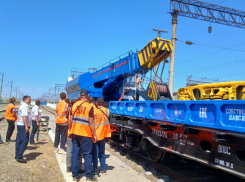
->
<box><xmin>41</xmin><ymin>106</ymin><xmax>56</xmax><ymax>114</ymax></box>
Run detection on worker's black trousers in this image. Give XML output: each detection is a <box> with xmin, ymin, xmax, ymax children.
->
<box><xmin>54</xmin><ymin>124</ymin><xmax>68</xmax><ymax>149</ymax></box>
<box><xmin>6</xmin><ymin>119</ymin><xmax>15</xmax><ymax>141</ymax></box>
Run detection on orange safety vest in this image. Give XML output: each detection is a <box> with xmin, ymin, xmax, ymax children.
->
<box><xmin>136</xmin><ymin>78</ymin><xmax>140</xmax><ymax>89</ymax></box>
<box><xmin>67</xmin><ymin>105</ymin><xmax>73</xmax><ymax>135</ymax></box>
<box><xmin>55</xmin><ymin>101</ymin><xmax>68</xmax><ymax>124</ymax></box>
<box><xmin>67</xmin><ymin>109</ymin><xmax>71</xmax><ymax>135</ymax></box>
<box><xmin>4</xmin><ymin>104</ymin><xmax>17</xmax><ymax>121</ymax></box>
<box><xmin>69</xmin><ymin>101</ymin><xmax>93</xmax><ymax>137</ymax></box>
<box><xmin>94</xmin><ymin>106</ymin><xmax>111</xmax><ymax>141</ymax></box>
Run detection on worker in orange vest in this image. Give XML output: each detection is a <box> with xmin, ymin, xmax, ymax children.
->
<box><xmin>92</xmin><ymin>97</ymin><xmax>112</xmax><ymax>176</ymax></box>
<box><xmin>65</xmin><ymin>98</ymin><xmax>70</xmax><ymax>104</ymax></box>
<box><xmin>68</xmin><ymin>89</ymin><xmax>98</xmax><ymax>182</ymax></box>
<box><xmin>4</xmin><ymin>97</ymin><xmax>17</xmax><ymax>142</ymax></box>
<box><xmin>66</xmin><ymin>99</ymin><xmax>83</xmax><ymax>174</ymax></box>
<box><xmin>54</xmin><ymin>92</ymin><xmax>68</xmax><ymax>154</ymax></box>
<box><xmin>88</xmin><ymin>97</ymin><xmax>97</xmax><ymax>110</ymax></box>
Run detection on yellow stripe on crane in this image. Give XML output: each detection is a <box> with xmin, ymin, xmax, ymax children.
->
<box><xmin>138</xmin><ymin>38</ymin><xmax>172</xmax><ymax>69</ymax></box>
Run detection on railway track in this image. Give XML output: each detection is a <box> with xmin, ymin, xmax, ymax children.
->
<box><xmin>0</xmin><ymin>113</ymin><xmax>5</xmax><ymax>121</ymax></box>
<box><xmin>41</xmin><ymin>106</ymin><xmax>245</xmax><ymax>182</ymax></box>
<box><xmin>0</xmin><ymin>104</ymin><xmax>8</xmax><ymax>113</ymax></box>
<box><xmin>0</xmin><ymin>105</ymin><xmax>32</xmax><ymax>121</ymax></box>
<box><xmin>108</xmin><ymin>136</ymin><xmax>245</xmax><ymax>182</ymax></box>
<box><xmin>0</xmin><ymin>105</ymin><xmax>7</xmax><ymax>121</ymax></box>
<box><xmin>108</xmin><ymin>138</ymin><xmax>193</xmax><ymax>182</ymax></box>
<box><xmin>41</xmin><ymin>106</ymin><xmax>56</xmax><ymax>114</ymax></box>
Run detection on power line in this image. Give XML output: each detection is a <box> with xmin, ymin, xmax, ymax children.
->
<box><xmin>104</xmin><ymin>0</ymin><xmax>228</xmax><ymax>67</ymax></box>
<box><xmin>113</xmin><ymin>30</ymin><xmax>153</xmax><ymax>56</ymax></box>
<box><xmin>176</xmin><ymin>41</ymin><xmax>245</xmax><ymax>65</ymax></box>
<box><xmin>174</xmin><ymin>58</ymin><xmax>245</xmax><ymax>77</ymax></box>
<box><xmin>112</xmin><ymin>14</ymin><xmax>191</xmax><ymax>58</ymax></box>
<box><xmin>177</xmin><ymin>39</ymin><xmax>245</xmax><ymax>52</ymax></box>
<box><xmin>174</xmin><ymin>71</ymin><xmax>245</xmax><ymax>87</ymax></box>
<box><xmin>216</xmin><ymin>71</ymin><xmax>245</xmax><ymax>79</ymax></box>
<box><xmin>174</xmin><ymin>62</ymin><xmax>245</xmax><ymax>79</ymax></box>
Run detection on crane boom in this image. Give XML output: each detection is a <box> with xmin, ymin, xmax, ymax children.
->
<box><xmin>65</xmin><ymin>38</ymin><xmax>172</xmax><ymax>101</ymax></box>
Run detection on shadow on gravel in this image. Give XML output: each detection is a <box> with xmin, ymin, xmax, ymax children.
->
<box><xmin>26</xmin><ymin>146</ymin><xmax>39</xmax><ymax>150</ymax></box>
<box><xmin>105</xmin><ymin>154</ymin><xmax>110</xmax><ymax>158</ymax></box>
<box><xmin>105</xmin><ymin>164</ymin><xmax>115</xmax><ymax>171</ymax></box>
<box><xmin>24</xmin><ymin>152</ymin><xmax>43</xmax><ymax>161</ymax></box>
<box><xmin>36</xmin><ymin>142</ymin><xmax>48</xmax><ymax>145</ymax></box>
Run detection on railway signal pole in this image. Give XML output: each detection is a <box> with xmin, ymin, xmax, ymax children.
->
<box><xmin>152</xmin><ymin>28</ymin><xmax>168</xmax><ymax>82</ymax></box>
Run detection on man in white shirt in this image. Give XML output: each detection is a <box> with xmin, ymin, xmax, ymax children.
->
<box><xmin>15</xmin><ymin>95</ymin><xmax>32</xmax><ymax>163</ymax></box>
<box><xmin>30</xmin><ymin>100</ymin><xmax>41</xmax><ymax>144</ymax></box>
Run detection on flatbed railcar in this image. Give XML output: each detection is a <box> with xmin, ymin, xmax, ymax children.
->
<box><xmin>109</xmin><ymin>100</ymin><xmax>245</xmax><ymax>178</ymax></box>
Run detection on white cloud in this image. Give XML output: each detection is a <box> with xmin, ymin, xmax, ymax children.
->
<box><xmin>37</xmin><ymin>88</ymin><xmax>43</xmax><ymax>90</ymax></box>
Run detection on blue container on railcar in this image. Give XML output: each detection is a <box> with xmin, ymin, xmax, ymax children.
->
<box><xmin>109</xmin><ymin>100</ymin><xmax>245</xmax><ymax>133</ymax></box>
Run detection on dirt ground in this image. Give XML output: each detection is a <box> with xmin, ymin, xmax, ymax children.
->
<box><xmin>0</xmin><ymin>115</ymin><xmax>65</xmax><ymax>182</ymax></box>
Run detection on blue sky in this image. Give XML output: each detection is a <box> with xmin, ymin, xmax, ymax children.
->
<box><xmin>0</xmin><ymin>0</ymin><xmax>245</xmax><ymax>99</ymax></box>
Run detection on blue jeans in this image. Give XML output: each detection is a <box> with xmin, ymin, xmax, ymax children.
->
<box><xmin>72</xmin><ymin>135</ymin><xmax>93</xmax><ymax>179</ymax></box>
<box><xmin>15</xmin><ymin>125</ymin><xmax>29</xmax><ymax>159</ymax></box>
<box><xmin>30</xmin><ymin>120</ymin><xmax>38</xmax><ymax>144</ymax></box>
<box><xmin>92</xmin><ymin>139</ymin><xmax>106</xmax><ymax>172</ymax></box>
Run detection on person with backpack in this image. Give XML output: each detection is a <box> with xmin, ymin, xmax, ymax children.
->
<box><xmin>66</xmin><ymin>100</ymin><xmax>83</xmax><ymax>174</ymax></box>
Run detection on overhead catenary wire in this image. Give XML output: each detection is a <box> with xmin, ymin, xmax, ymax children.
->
<box><xmin>177</xmin><ymin>39</ymin><xmax>245</xmax><ymax>52</ymax></box>
<box><xmin>175</xmin><ymin>41</ymin><xmax>245</xmax><ymax>65</ymax></box>
<box><xmin>174</xmin><ymin>58</ymin><xmax>245</xmax><ymax>77</ymax></box>
<box><xmin>110</xmin><ymin>17</ymin><xmax>188</xmax><ymax>60</ymax></box>
<box><xmin>114</xmin><ymin>30</ymin><xmax>153</xmax><ymax>56</ymax></box>
<box><xmin>174</xmin><ymin>71</ymin><xmax>245</xmax><ymax>90</ymax></box>
<box><xmin>89</xmin><ymin>0</ymin><xmax>229</xmax><ymax>75</ymax></box>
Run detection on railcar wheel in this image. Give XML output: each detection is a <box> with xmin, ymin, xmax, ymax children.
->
<box><xmin>146</xmin><ymin>143</ymin><xmax>165</xmax><ymax>162</ymax></box>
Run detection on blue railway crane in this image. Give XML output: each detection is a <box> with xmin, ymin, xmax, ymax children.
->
<box><xmin>65</xmin><ymin>38</ymin><xmax>173</xmax><ymax>101</ymax></box>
